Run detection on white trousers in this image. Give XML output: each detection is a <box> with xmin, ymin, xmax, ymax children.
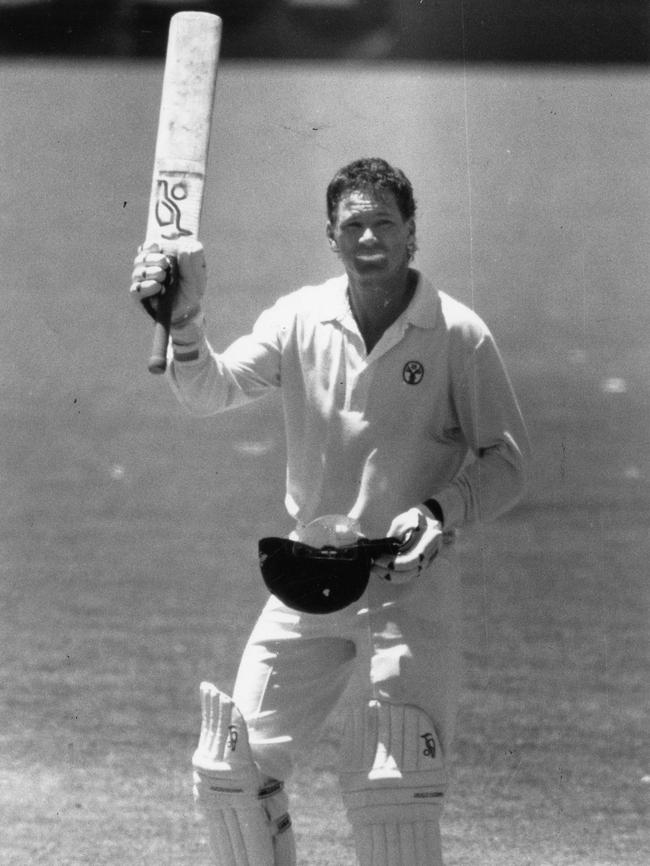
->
<box><xmin>232</xmin><ymin>549</ymin><xmax>463</xmax><ymax>783</ymax></box>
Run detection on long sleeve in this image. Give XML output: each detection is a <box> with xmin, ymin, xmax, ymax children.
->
<box><xmin>433</xmin><ymin>329</ymin><xmax>530</xmax><ymax>528</ymax></box>
<box><xmin>166</xmin><ymin>301</ymin><xmax>287</xmax><ymax>417</ymax></box>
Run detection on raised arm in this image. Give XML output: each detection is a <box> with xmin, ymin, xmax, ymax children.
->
<box><xmin>130</xmin><ymin>239</ymin><xmax>285</xmax><ymax>417</ymax></box>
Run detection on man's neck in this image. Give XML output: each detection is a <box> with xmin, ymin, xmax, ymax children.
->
<box><xmin>347</xmin><ymin>268</ymin><xmax>417</xmax><ymax>353</ymax></box>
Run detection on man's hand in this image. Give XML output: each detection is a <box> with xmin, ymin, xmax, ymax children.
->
<box><xmin>130</xmin><ymin>238</ymin><xmax>207</xmax><ymax>325</ymax></box>
<box><xmin>371</xmin><ymin>504</ymin><xmax>443</xmax><ymax>584</ymax></box>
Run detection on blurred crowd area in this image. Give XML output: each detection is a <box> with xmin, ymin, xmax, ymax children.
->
<box><xmin>0</xmin><ymin>0</ymin><xmax>648</xmax><ymax>62</ymax></box>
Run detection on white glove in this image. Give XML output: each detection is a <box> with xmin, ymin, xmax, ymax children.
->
<box><xmin>371</xmin><ymin>504</ymin><xmax>443</xmax><ymax>585</ymax></box>
<box><xmin>129</xmin><ymin>238</ymin><xmax>207</xmax><ymax>325</ymax></box>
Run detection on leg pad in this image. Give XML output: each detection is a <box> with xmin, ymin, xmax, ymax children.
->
<box><xmin>192</xmin><ymin>682</ymin><xmax>296</xmax><ymax>866</ymax></box>
<box><xmin>339</xmin><ymin>700</ymin><xmax>447</xmax><ymax>866</ymax></box>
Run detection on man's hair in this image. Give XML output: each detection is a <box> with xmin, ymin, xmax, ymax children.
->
<box><xmin>326</xmin><ymin>157</ymin><xmax>417</xmax><ymax>224</ymax></box>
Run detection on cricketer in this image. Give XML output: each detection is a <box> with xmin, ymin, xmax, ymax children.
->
<box><xmin>130</xmin><ymin>157</ymin><xmax>530</xmax><ymax>865</ymax></box>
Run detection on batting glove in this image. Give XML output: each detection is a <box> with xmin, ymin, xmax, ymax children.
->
<box><xmin>130</xmin><ymin>238</ymin><xmax>207</xmax><ymax>325</ymax></box>
<box><xmin>371</xmin><ymin>504</ymin><xmax>443</xmax><ymax>584</ymax></box>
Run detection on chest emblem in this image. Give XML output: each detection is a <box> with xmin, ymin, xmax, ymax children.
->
<box><xmin>403</xmin><ymin>360</ymin><xmax>424</xmax><ymax>385</ymax></box>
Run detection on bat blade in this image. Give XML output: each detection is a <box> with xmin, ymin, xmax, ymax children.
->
<box><xmin>146</xmin><ymin>11</ymin><xmax>221</xmax><ymax>374</ymax></box>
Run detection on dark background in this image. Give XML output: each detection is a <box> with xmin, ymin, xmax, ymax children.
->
<box><xmin>0</xmin><ymin>0</ymin><xmax>648</xmax><ymax>62</ymax></box>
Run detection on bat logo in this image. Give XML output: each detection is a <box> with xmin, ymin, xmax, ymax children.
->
<box><xmin>154</xmin><ymin>178</ymin><xmax>192</xmax><ymax>239</ymax></box>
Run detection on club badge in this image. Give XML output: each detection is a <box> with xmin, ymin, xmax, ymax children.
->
<box><xmin>403</xmin><ymin>360</ymin><xmax>424</xmax><ymax>385</ymax></box>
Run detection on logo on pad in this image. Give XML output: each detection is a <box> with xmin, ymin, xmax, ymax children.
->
<box><xmin>421</xmin><ymin>732</ymin><xmax>437</xmax><ymax>759</ymax></box>
<box><xmin>227</xmin><ymin>725</ymin><xmax>238</xmax><ymax>752</ymax></box>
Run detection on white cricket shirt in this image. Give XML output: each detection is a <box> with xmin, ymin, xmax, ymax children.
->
<box><xmin>169</xmin><ymin>272</ymin><xmax>530</xmax><ymax>536</ymax></box>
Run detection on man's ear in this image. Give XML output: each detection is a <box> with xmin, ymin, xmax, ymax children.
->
<box><xmin>406</xmin><ymin>217</ymin><xmax>417</xmax><ymax>260</ymax></box>
<box><xmin>326</xmin><ymin>222</ymin><xmax>338</xmax><ymax>251</ymax></box>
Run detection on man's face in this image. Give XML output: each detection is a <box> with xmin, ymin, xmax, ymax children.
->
<box><xmin>326</xmin><ymin>189</ymin><xmax>415</xmax><ymax>282</ymax></box>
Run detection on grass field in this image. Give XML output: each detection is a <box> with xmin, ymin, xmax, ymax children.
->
<box><xmin>1</xmin><ymin>59</ymin><xmax>648</xmax><ymax>864</ymax></box>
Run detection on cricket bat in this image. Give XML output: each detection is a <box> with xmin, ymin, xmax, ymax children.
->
<box><xmin>145</xmin><ymin>11</ymin><xmax>221</xmax><ymax>374</ymax></box>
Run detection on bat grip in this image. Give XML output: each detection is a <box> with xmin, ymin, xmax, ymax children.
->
<box><xmin>147</xmin><ymin>257</ymin><xmax>177</xmax><ymax>374</ymax></box>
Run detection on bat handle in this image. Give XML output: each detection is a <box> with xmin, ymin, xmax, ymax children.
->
<box><xmin>147</xmin><ymin>257</ymin><xmax>177</xmax><ymax>374</ymax></box>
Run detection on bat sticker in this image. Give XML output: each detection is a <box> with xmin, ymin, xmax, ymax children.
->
<box><xmin>154</xmin><ymin>178</ymin><xmax>192</xmax><ymax>239</ymax></box>
<box><xmin>144</xmin><ymin>11</ymin><xmax>221</xmax><ymax>374</ymax></box>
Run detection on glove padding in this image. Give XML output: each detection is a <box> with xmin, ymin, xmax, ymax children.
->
<box><xmin>371</xmin><ymin>504</ymin><xmax>443</xmax><ymax>585</ymax></box>
<box><xmin>129</xmin><ymin>238</ymin><xmax>207</xmax><ymax>325</ymax></box>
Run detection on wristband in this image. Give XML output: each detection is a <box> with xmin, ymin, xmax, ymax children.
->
<box><xmin>170</xmin><ymin>310</ymin><xmax>205</xmax><ymax>363</ymax></box>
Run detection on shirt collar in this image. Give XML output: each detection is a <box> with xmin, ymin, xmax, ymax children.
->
<box><xmin>315</xmin><ymin>275</ymin><xmax>351</xmax><ymax>323</ymax></box>
<box><xmin>403</xmin><ymin>272</ymin><xmax>440</xmax><ymax>329</ymax></box>
<box><xmin>316</xmin><ymin>271</ymin><xmax>440</xmax><ymax>329</ymax></box>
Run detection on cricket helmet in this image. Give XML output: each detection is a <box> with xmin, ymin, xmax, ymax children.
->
<box><xmin>258</xmin><ymin>515</ymin><xmax>400</xmax><ymax>615</ymax></box>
